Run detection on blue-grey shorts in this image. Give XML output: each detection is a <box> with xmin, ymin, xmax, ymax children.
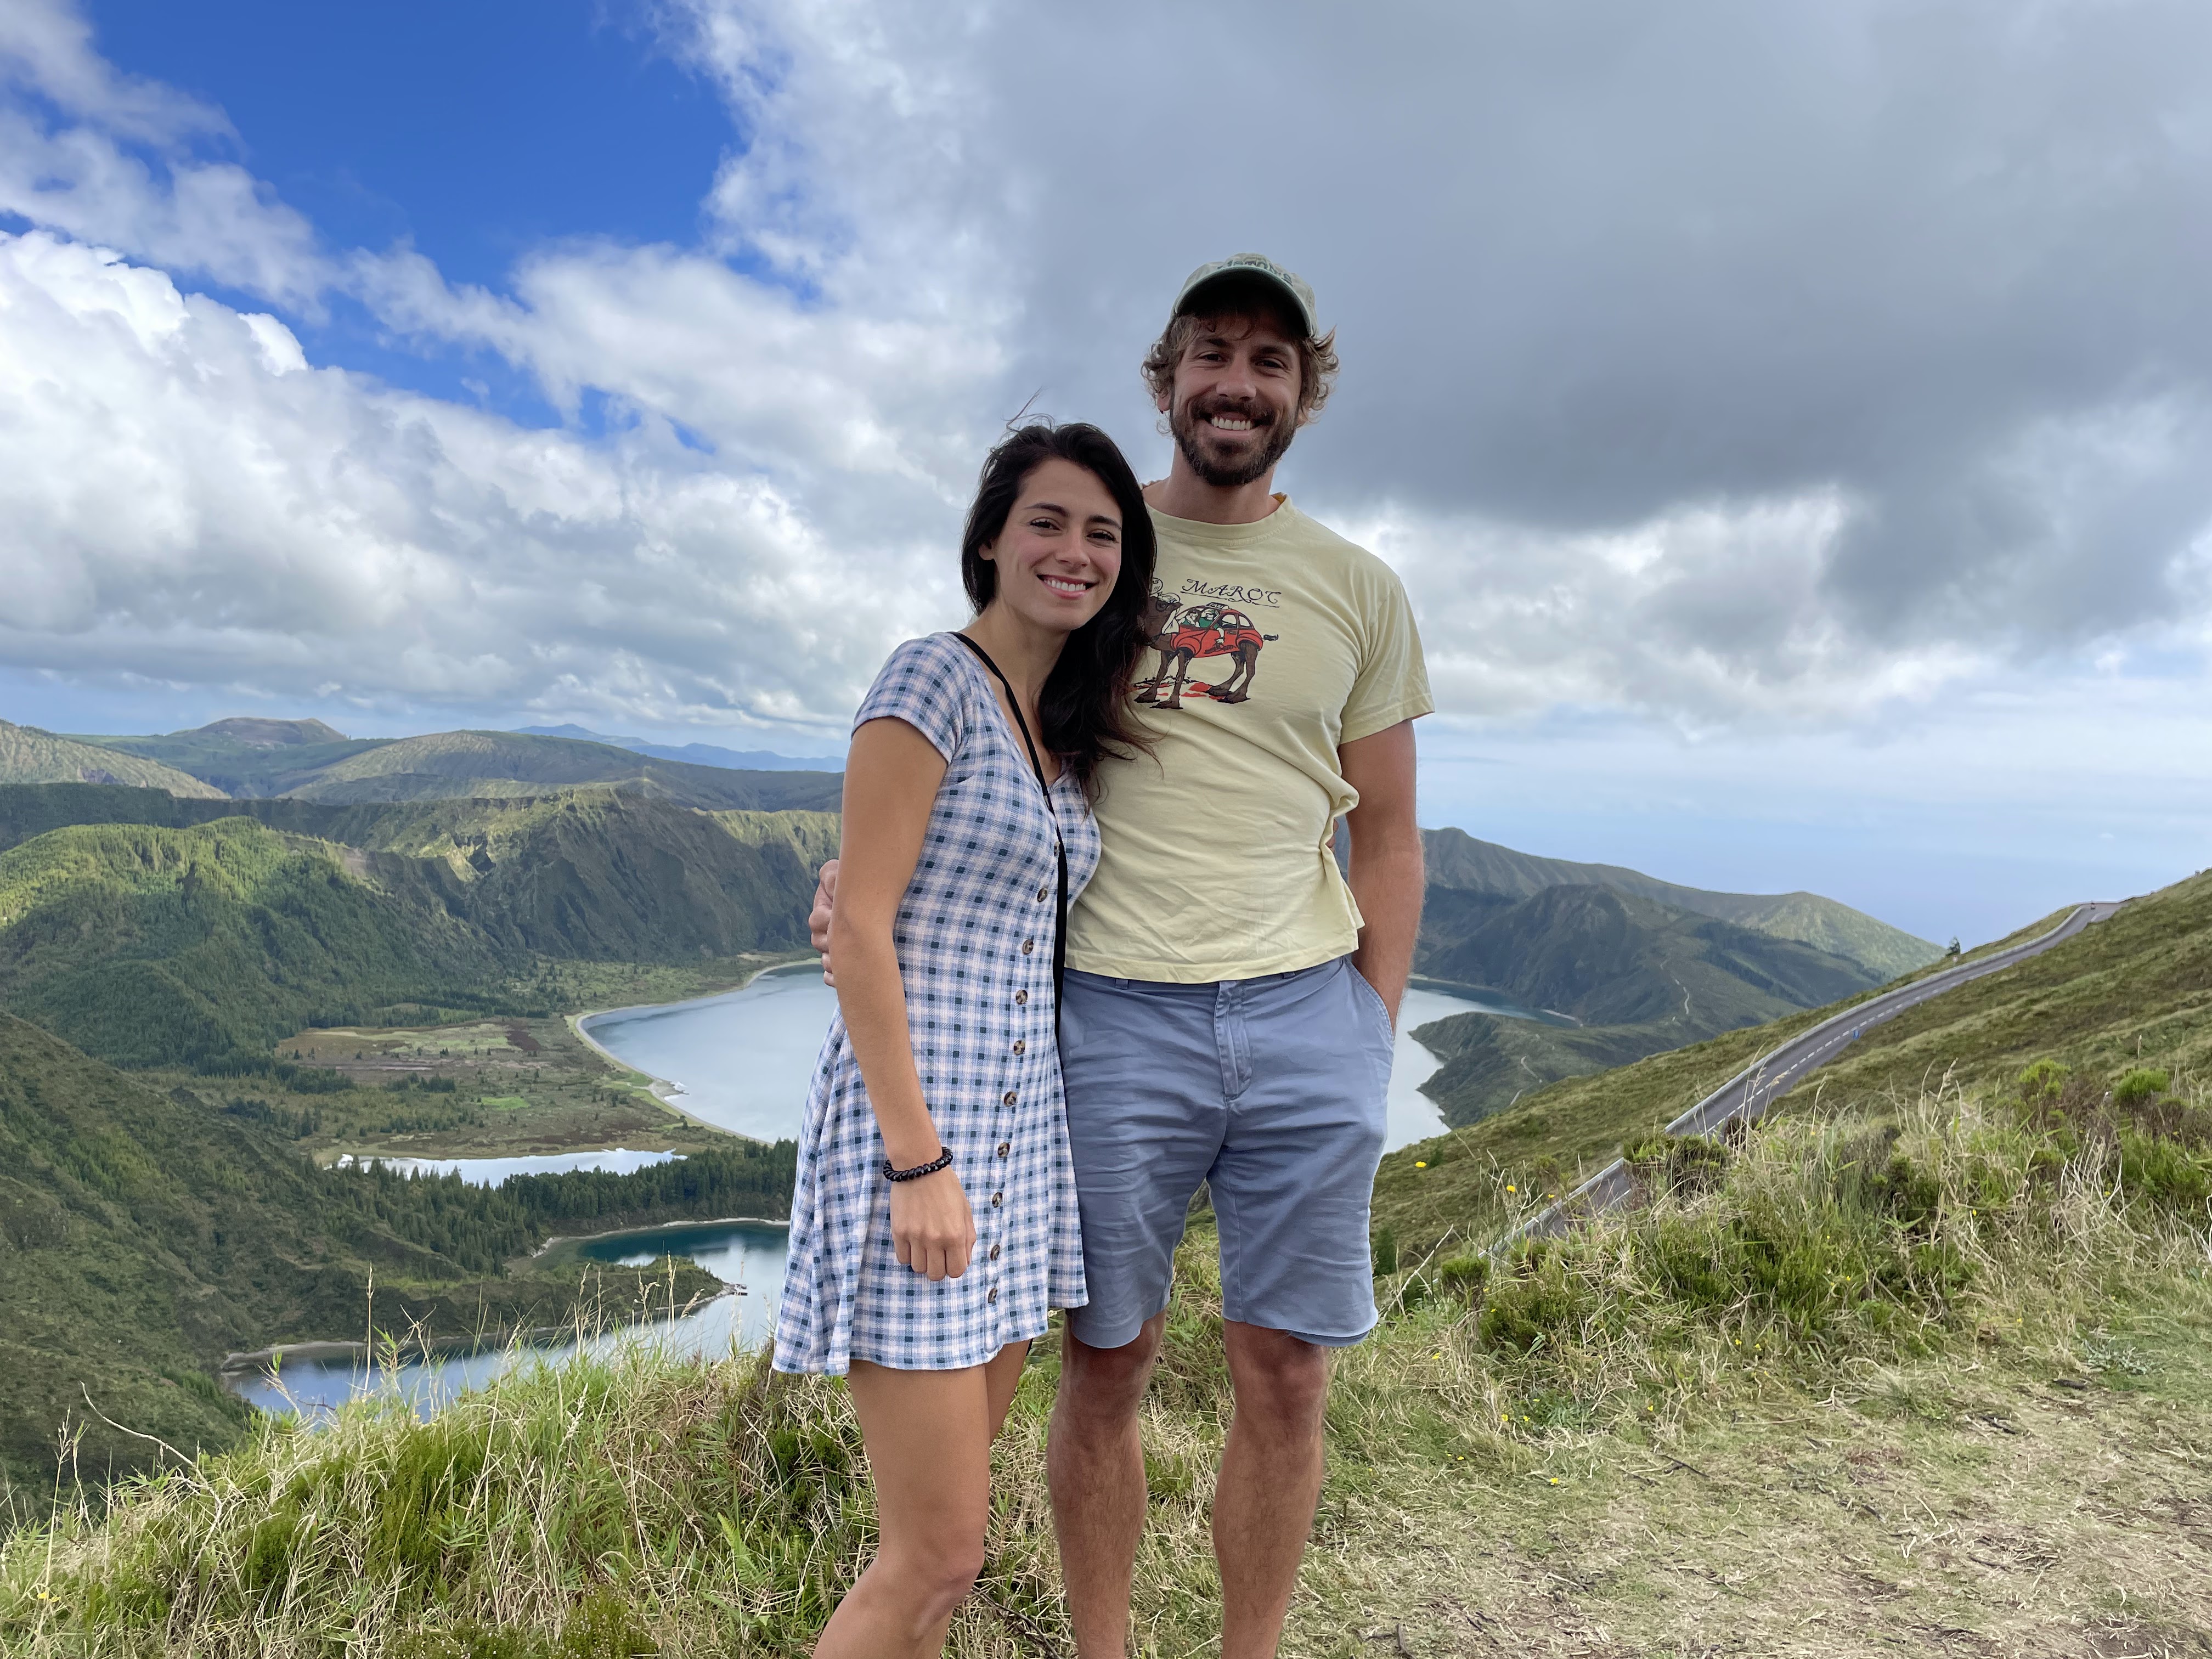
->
<box><xmin>1058</xmin><ymin>955</ymin><xmax>1395</xmax><ymax>1350</ymax></box>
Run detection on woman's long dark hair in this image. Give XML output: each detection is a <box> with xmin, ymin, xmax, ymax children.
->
<box><xmin>960</xmin><ymin>420</ymin><xmax>1156</xmax><ymax>798</ymax></box>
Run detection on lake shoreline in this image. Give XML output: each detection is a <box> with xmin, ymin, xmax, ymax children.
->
<box><xmin>518</xmin><ymin>1210</ymin><xmax>789</xmax><ymax>1269</ymax></box>
<box><xmin>217</xmin><ymin>1289</ymin><xmax>742</xmax><ymax>1379</ymax></box>
<box><xmin>568</xmin><ymin>951</ymin><xmax>819</xmax><ymax>1139</ymax></box>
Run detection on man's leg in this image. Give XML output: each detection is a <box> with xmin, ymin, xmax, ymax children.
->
<box><xmin>1203</xmin><ymin>958</ymin><xmax>1393</xmax><ymax>1656</ymax></box>
<box><xmin>1215</xmin><ymin>1321</ymin><xmax>1331</xmax><ymax>1658</ymax></box>
<box><xmin>1047</xmin><ymin>1312</ymin><xmax>1166</xmax><ymax>1658</ymax></box>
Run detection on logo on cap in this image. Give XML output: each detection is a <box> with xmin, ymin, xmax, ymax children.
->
<box><xmin>1172</xmin><ymin>254</ymin><xmax>1318</xmax><ymax>339</ymax></box>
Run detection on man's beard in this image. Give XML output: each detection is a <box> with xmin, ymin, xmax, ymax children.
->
<box><xmin>1170</xmin><ymin>397</ymin><xmax>1297</xmax><ymax>488</ymax></box>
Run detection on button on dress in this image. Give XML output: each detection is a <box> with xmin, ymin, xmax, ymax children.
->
<box><xmin>774</xmin><ymin>634</ymin><xmax>1099</xmax><ymax>1374</ymax></box>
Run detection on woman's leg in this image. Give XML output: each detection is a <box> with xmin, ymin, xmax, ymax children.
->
<box><xmin>816</xmin><ymin>1341</ymin><xmax>1031</xmax><ymax>1658</ymax></box>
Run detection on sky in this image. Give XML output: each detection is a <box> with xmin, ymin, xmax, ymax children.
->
<box><xmin>2</xmin><ymin>0</ymin><xmax>2209</xmax><ymax>945</ymax></box>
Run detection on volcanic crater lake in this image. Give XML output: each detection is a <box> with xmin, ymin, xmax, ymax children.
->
<box><xmin>239</xmin><ymin>964</ymin><xmax>1545</xmax><ymax>1418</ymax></box>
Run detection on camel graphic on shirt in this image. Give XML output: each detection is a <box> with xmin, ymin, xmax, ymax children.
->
<box><xmin>1135</xmin><ymin>595</ymin><xmax>1277</xmax><ymax>709</ymax></box>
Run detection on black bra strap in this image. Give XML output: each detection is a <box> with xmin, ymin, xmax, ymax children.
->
<box><xmin>951</xmin><ymin>633</ymin><xmax>1068</xmax><ymax>1019</ymax></box>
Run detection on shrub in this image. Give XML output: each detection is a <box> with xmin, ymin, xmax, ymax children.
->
<box><xmin>1623</xmin><ymin>1132</ymin><xmax>1731</xmax><ymax>1198</ymax></box>
<box><xmin>1372</xmin><ymin>1225</ymin><xmax>1399</xmax><ymax>1277</ymax></box>
<box><xmin>1477</xmin><ymin>1248</ymin><xmax>1591</xmax><ymax>1355</ymax></box>
<box><xmin>1433</xmin><ymin>1254</ymin><xmax>1489</xmax><ymax>1302</ymax></box>
<box><xmin>2114</xmin><ymin>1067</ymin><xmax>2171</xmax><ymax>1108</ymax></box>
<box><xmin>2018</xmin><ymin>1058</ymin><xmax>2072</xmax><ymax>1102</ymax></box>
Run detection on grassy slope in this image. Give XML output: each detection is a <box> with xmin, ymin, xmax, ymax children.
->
<box><xmin>1421</xmin><ymin>825</ymin><xmax>1941</xmax><ymax>980</ymax></box>
<box><xmin>0</xmin><ymin>1013</ymin><xmax>744</xmax><ymax>1491</ymax></box>
<box><xmin>1380</xmin><ymin>884</ymin><xmax>2198</xmax><ymax>1260</ymax></box>
<box><xmin>0</xmin><ymin>794</ymin><xmax>836</xmax><ymax>1068</ymax></box>
<box><xmin>72</xmin><ymin>723</ymin><xmax>390</xmax><ymax>798</ymax></box>
<box><xmin>1420</xmin><ymin>883</ymin><xmax>1879</xmax><ymax>1027</ymax></box>
<box><xmin>0</xmin><ymin>820</ymin><xmax>506</xmax><ymax>1068</ymax></box>
<box><xmin>6</xmin><ymin>1079</ymin><xmax>2205</xmax><ymax>1656</ymax></box>
<box><xmin>283</xmin><ymin>731</ymin><xmax>842</xmax><ymax>811</ymax></box>
<box><xmin>1410</xmin><ymin>881</ymin><xmax>1886</xmax><ymax>1123</ymax></box>
<box><xmin>1411</xmin><ymin>1012</ymin><xmax>1674</xmax><ymax>1126</ymax></box>
<box><xmin>0</xmin><ymin>1013</ymin><xmax>810</xmax><ymax>1494</ymax></box>
<box><xmin>0</xmin><ymin>723</ymin><xmax>224</xmax><ymax>800</ymax></box>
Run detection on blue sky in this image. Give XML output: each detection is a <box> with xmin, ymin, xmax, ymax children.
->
<box><xmin>3</xmin><ymin>0</ymin><xmax>2210</xmax><ymax>946</ymax></box>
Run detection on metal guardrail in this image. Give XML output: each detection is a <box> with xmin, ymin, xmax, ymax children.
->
<box><xmin>1498</xmin><ymin>901</ymin><xmax>2118</xmax><ymax>1247</ymax></box>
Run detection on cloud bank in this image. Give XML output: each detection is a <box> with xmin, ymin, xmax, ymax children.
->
<box><xmin>4</xmin><ymin>0</ymin><xmax>2212</xmax><ymax>741</ymax></box>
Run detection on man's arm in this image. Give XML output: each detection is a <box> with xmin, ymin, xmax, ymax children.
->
<box><xmin>1339</xmin><ymin>720</ymin><xmax>1423</xmax><ymax>1029</ymax></box>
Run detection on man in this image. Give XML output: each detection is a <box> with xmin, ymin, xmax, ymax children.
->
<box><xmin>814</xmin><ymin>254</ymin><xmax>1429</xmax><ymax>1657</ymax></box>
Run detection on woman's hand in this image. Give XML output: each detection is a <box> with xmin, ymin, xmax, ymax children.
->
<box><xmin>809</xmin><ymin>859</ymin><xmax>839</xmax><ymax>984</ymax></box>
<box><xmin>889</xmin><ymin>1165</ymin><xmax>977</xmax><ymax>1280</ymax></box>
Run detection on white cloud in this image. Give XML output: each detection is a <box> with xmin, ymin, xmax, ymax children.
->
<box><xmin>0</xmin><ymin>231</ymin><xmax>951</xmax><ymax>732</ymax></box>
<box><xmin>3</xmin><ymin>0</ymin><xmax>2212</xmax><ymax>770</ymax></box>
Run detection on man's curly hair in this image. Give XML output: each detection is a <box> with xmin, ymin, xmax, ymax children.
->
<box><xmin>1139</xmin><ymin>274</ymin><xmax>1340</xmax><ymax>426</ymax></box>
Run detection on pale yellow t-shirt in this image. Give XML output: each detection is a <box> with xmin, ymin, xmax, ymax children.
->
<box><xmin>1067</xmin><ymin>497</ymin><xmax>1432</xmax><ymax>982</ymax></box>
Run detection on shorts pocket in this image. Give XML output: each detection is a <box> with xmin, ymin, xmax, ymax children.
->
<box><xmin>1346</xmin><ymin>961</ymin><xmax>1394</xmax><ymax>1046</ymax></box>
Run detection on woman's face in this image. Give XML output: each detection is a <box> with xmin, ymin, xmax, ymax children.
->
<box><xmin>978</xmin><ymin>457</ymin><xmax>1124</xmax><ymax>634</ymax></box>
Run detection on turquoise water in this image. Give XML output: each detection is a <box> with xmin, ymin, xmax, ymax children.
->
<box><xmin>239</xmin><ymin>967</ymin><xmax>1537</xmax><ymax>1418</ymax></box>
<box><xmin>583</xmin><ymin>963</ymin><xmax>1530</xmax><ymax>1155</ymax></box>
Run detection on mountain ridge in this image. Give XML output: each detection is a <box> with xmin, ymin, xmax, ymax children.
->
<box><xmin>0</xmin><ymin>720</ymin><xmax>227</xmax><ymax>799</ymax></box>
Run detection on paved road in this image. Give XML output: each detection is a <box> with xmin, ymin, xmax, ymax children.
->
<box><xmin>1513</xmin><ymin>899</ymin><xmax>2128</xmax><ymax>1242</ymax></box>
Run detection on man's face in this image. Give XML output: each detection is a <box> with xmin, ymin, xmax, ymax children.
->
<box><xmin>1160</xmin><ymin>309</ymin><xmax>1302</xmax><ymax>489</ymax></box>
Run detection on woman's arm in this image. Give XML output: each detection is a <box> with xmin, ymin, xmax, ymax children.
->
<box><xmin>829</xmin><ymin>717</ymin><xmax>976</xmax><ymax>1282</ymax></box>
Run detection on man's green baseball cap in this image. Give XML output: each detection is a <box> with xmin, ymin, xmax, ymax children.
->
<box><xmin>1171</xmin><ymin>253</ymin><xmax>1319</xmax><ymax>339</ymax></box>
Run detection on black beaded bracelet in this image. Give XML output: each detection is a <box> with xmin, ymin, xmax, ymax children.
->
<box><xmin>883</xmin><ymin>1148</ymin><xmax>952</xmax><ymax>1183</ymax></box>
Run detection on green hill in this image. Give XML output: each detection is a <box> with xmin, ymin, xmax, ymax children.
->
<box><xmin>74</xmin><ymin>718</ymin><xmax>387</xmax><ymax>798</ymax></box>
<box><xmin>1380</xmin><ymin>871</ymin><xmax>2211</xmax><ymax>1257</ymax></box>
<box><xmin>0</xmin><ymin>721</ymin><xmax>225</xmax><ymax>799</ymax></box>
<box><xmin>0</xmin><ymin>819</ymin><xmax>505</xmax><ymax>1069</ymax></box>
<box><xmin>0</xmin><ymin>1012</ymin><xmax>787</xmax><ymax>1491</ymax></box>
<box><xmin>0</xmin><ymin>793</ymin><xmax>836</xmax><ymax>1069</ymax></box>
<box><xmin>1421</xmin><ymin>883</ymin><xmax>1876</xmax><ymax>1028</ymax></box>
<box><xmin>66</xmin><ymin>721</ymin><xmax>843</xmax><ymax>810</ymax></box>
<box><xmin>280</xmin><ymin>730</ymin><xmax>841</xmax><ymax>810</ymax></box>
<box><xmin>1420</xmin><ymin>825</ymin><xmax>1939</xmax><ymax>980</ymax></box>
<box><xmin>1412</xmin><ymin>881</ymin><xmax>1886</xmax><ymax>1120</ymax></box>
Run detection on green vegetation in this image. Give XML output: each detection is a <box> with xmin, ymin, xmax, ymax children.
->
<box><xmin>6</xmin><ymin>1074</ymin><xmax>2205</xmax><ymax>1655</ymax></box>
<box><xmin>1408</xmin><ymin>1009</ymin><xmax>1661</xmax><ymax>1124</ymax></box>
<box><xmin>0</xmin><ymin>820</ymin><xmax>508</xmax><ymax>1069</ymax></box>
<box><xmin>0</xmin><ymin>1012</ymin><xmax>789</xmax><ymax>1494</ymax></box>
<box><xmin>1408</xmin><ymin>831</ymin><xmax>1939</xmax><ymax>1114</ymax></box>
<box><xmin>1420</xmin><ymin>825</ymin><xmax>1942</xmax><ymax>980</ymax></box>
<box><xmin>63</xmin><ymin>721</ymin><xmax>842</xmax><ymax>811</ymax></box>
<box><xmin>1386</xmin><ymin>876</ymin><xmax>2211</xmax><ymax>1264</ymax></box>
<box><xmin>277</xmin><ymin>730</ymin><xmax>839</xmax><ymax>811</ymax></box>
<box><xmin>0</xmin><ymin>723</ymin><xmax>223</xmax><ymax>799</ymax></box>
<box><xmin>70</xmin><ymin>719</ymin><xmax>383</xmax><ymax>799</ymax></box>
<box><xmin>0</xmin><ymin>798</ymin><xmax>834</xmax><ymax>1070</ymax></box>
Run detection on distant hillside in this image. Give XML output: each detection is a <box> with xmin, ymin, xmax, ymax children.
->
<box><xmin>75</xmin><ymin>718</ymin><xmax>386</xmax><ymax>797</ymax></box>
<box><xmin>65</xmin><ymin>720</ymin><xmax>843</xmax><ymax>807</ymax></box>
<box><xmin>284</xmin><ymin>731</ymin><xmax>842</xmax><ymax>810</ymax></box>
<box><xmin>0</xmin><ymin>1012</ymin><xmax>780</xmax><ymax>1491</ymax></box>
<box><xmin>0</xmin><ymin>720</ymin><xmax>226</xmax><ymax>798</ymax></box>
<box><xmin>1379</xmin><ymin>871</ymin><xmax>2208</xmax><ymax>1256</ymax></box>
<box><xmin>516</xmin><ymin>725</ymin><xmax>835</xmax><ymax>772</ymax></box>
<box><xmin>1410</xmin><ymin>882</ymin><xmax>1884</xmax><ymax>1122</ymax></box>
<box><xmin>0</xmin><ymin>789</ymin><xmax>835</xmax><ymax>1066</ymax></box>
<box><xmin>0</xmin><ymin>820</ymin><xmax>506</xmax><ymax>1068</ymax></box>
<box><xmin>1421</xmin><ymin>826</ymin><xmax>1939</xmax><ymax>981</ymax></box>
<box><xmin>1423</xmin><ymin>884</ymin><xmax>1877</xmax><ymax>1028</ymax></box>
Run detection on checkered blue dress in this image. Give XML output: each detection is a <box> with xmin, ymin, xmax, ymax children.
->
<box><xmin>774</xmin><ymin>634</ymin><xmax>1098</xmax><ymax>1374</ymax></box>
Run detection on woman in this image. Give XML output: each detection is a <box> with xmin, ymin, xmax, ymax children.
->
<box><xmin>773</xmin><ymin>420</ymin><xmax>1156</xmax><ymax>1656</ymax></box>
